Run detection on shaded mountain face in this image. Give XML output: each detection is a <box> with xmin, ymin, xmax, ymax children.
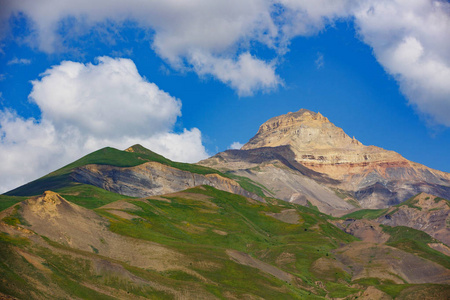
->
<box><xmin>200</xmin><ymin>109</ymin><xmax>450</xmax><ymax>209</ymax></box>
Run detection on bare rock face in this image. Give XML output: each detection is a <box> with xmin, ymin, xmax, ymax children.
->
<box><xmin>199</xmin><ymin>145</ymin><xmax>354</xmax><ymax>216</ymax></box>
<box><xmin>376</xmin><ymin>193</ymin><xmax>450</xmax><ymax>246</ymax></box>
<box><xmin>72</xmin><ymin>161</ymin><xmax>263</xmax><ymax>202</ymax></box>
<box><xmin>333</xmin><ymin>242</ymin><xmax>450</xmax><ymax>285</ymax></box>
<box><xmin>203</xmin><ymin>109</ymin><xmax>450</xmax><ymax>209</ymax></box>
<box><xmin>242</xmin><ymin>109</ymin><xmax>399</xmax><ymax>166</ymax></box>
<box><xmin>332</xmin><ymin>219</ymin><xmax>390</xmax><ymax>244</ymax></box>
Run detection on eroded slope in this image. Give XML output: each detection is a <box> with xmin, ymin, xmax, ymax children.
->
<box><xmin>1</xmin><ymin>188</ymin><xmax>449</xmax><ymax>299</ymax></box>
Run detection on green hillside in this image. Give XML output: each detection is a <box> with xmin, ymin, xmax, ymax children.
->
<box><xmin>4</xmin><ymin>146</ymin><xmax>225</xmax><ymax>197</ymax></box>
<box><xmin>2</xmin><ymin>186</ymin><xmax>448</xmax><ymax>299</ymax></box>
<box><xmin>0</xmin><ymin>186</ymin><xmax>357</xmax><ymax>299</ymax></box>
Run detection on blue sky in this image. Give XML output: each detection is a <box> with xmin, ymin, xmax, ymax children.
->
<box><xmin>1</xmin><ymin>0</ymin><xmax>450</xmax><ymax>193</ymax></box>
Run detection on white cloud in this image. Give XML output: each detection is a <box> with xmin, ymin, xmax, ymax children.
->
<box><xmin>315</xmin><ymin>52</ymin><xmax>324</xmax><ymax>69</ymax></box>
<box><xmin>277</xmin><ymin>0</ymin><xmax>356</xmax><ymax>40</ymax></box>
<box><xmin>1</xmin><ymin>0</ymin><xmax>450</xmax><ymax>124</ymax></box>
<box><xmin>7</xmin><ymin>58</ymin><xmax>31</xmax><ymax>65</ymax></box>
<box><xmin>29</xmin><ymin>56</ymin><xmax>181</xmax><ymax>139</ymax></box>
<box><xmin>229</xmin><ymin>142</ymin><xmax>244</xmax><ymax>150</ymax></box>
<box><xmin>1</xmin><ymin>0</ymin><xmax>280</xmax><ymax>96</ymax></box>
<box><xmin>190</xmin><ymin>52</ymin><xmax>280</xmax><ymax>96</ymax></box>
<box><xmin>354</xmin><ymin>0</ymin><xmax>450</xmax><ymax>126</ymax></box>
<box><xmin>0</xmin><ymin>57</ymin><xmax>208</xmax><ymax>193</ymax></box>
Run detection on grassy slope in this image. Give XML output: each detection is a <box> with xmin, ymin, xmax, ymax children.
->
<box><xmin>55</xmin><ymin>184</ymin><xmax>135</xmax><ymax>209</ymax></box>
<box><xmin>2</xmin><ymin>145</ymin><xmax>266</xmax><ymax>209</ymax></box>
<box><xmin>0</xmin><ymin>186</ymin><xmax>359</xmax><ymax>299</ymax></box>
<box><xmin>381</xmin><ymin>225</ymin><xmax>450</xmax><ymax>269</ymax></box>
<box><xmin>96</xmin><ymin>186</ymin><xmax>360</xmax><ymax>298</ymax></box>
<box><xmin>5</xmin><ymin>146</ymin><xmax>225</xmax><ymax>197</ymax></box>
<box><xmin>342</xmin><ymin>208</ymin><xmax>389</xmax><ymax>220</ymax></box>
<box><xmin>0</xmin><ymin>184</ymin><xmax>133</xmax><ymax>212</ymax></box>
<box><xmin>343</xmin><ymin>193</ymin><xmax>450</xmax><ymax>220</ymax></box>
<box><xmin>0</xmin><ymin>195</ymin><xmax>28</xmax><ymax>212</ymax></box>
<box><xmin>349</xmin><ymin>226</ymin><xmax>450</xmax><ymax>298</ymax></box>
<box><xmin>2</xmin><ymin>186</ymin><xmax>448</xmax><ymax>298</ymax></box>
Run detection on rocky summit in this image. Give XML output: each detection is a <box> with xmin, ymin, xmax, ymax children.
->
<box><xmin>201</xmin><ymin>109</ymin><xmax>450</xmax><ymax>209</ymax></box>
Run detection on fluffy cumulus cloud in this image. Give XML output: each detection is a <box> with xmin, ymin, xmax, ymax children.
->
<box><xmin>0</xmin><ymin>0</ymin><xmax>280</xmax><ymax>96</ymax></box>
<box><xmin>29</xmin><ymin>57</ymin><xmax>181</xmax><ymax>139</ymax></box>
<box><xmin>354</xmin><ymin>0</ymin><xmax>450</xmax><ymax>126</ymax></box>
<box><xmin>190</xmin><ymin>52</ymin><xmax>280</xmax><ymax>96</ymax></box>
<box><xmin>3</xmin><ymin>0</ymin><xmax>449</xmax><ymax>124</ymax></box>
<box><xmin>229</xmin><ymin>142</ymin><xmax>244</xmax><ymax>150</ymax></box>
<box><xmin>0</xmin><ymin>57</ymin><xmax>208</xmax><ymax>193</ymax></box>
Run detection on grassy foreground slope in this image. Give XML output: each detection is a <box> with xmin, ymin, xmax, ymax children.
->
<box><xmin>0</xmin><ymin>186</ymin><xmax>355</xmax><ymax>299</ymax></box>
<box><xmin>1</xmin><ymin>186</ymin><xmax>448</xmax><ymax>299</ymax></box>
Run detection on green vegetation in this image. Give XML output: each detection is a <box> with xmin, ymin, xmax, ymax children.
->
<box><xmin>0</xmin><ymin>232</ymin><xmax>29</xmax><ymax>247</ymax></box>
<box><xmin>332</xmin><ymin>188</ymin><xmax>360</xmax><ymax>207</ymax></box>
<box><xmin>381</xmin><ymin>225</ymin><xmax>450</xmax><ymax>269</ymax></box>
<box><xmin>4</xmin><ymin>145</ymin><xmax>264</xmax><ymax>203</ymax></box>
<box><xmin>325</xmin><ymin>282</ymin><xmax>359</xmax><ymax>298</ymax></box>
<box><xmin>1</xmin><ymin>205</ymin><xmax>29</xmax><ymax>226</ymax></box>
<box><xmin>377</xmin><ymin>283</ymin><xmax>411</xmax><ymax>298</ymax></box>
<box><xmin>1</xmin><ymin>184</ymin><xmax>448</xmax><ymax>298</ymax></box>
<box><xmin>354</xmin><ymin>280</ymin><xmax>450</xmax><ymax>299</ymax></box>
<box><xmin>434</xmin><ymin>196</ymin><xmax>450</xmax><ymax>207</ymax></box>
<box><xmin>0</xmin><ymin>195</ymin><xmax>27</xmax><ymax>212</ymax></box>
<box><xmin>342</xmin><ymin>208</ymin><xmax>388</xmax><ymax>220</ymax></box>
<box><xmin>6</xmin><ymin>146</ymin><xmax>227</xmax><ymax>197</ymax></box>
<box><xmin>1</xmin><ymin>183</ymin><xmax>134</xmax><ymax>211</ymax></box>
<box><xmin>345</xmin><ymin>198</ymin><xmax>361</xmax><ymax>208</ymax></box>
<box><xmin>306</xmin><ymin>200</ymin><xmax>319</xmax><ymax>211</ymax></box>
<box><xmin>3</xmin><ymin>185</ymin><xmax>351</xmax><ymax>298</ymax></box>
<box><xmin>396</xmin><ymin>195</ymin><xmax>422</xmax><ymax>210</ymax></box>
<box><xmin>227</xmin><ymin>173</ymin><xmax>273</xmax><ymax>198</ymax></box>
<box><xmin>93</xmin><ymin>186</ymin><xmax>358</xmax><ymax>297</ymax></box>
<box><xmin>55</xmin><ymin>184</ymin><xmax>135</xmax><ymax>209</ymax></box>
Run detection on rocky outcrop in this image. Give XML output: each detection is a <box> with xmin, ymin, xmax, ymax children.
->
<box><xmin>242</xmin><ymin>109</ymin><xmax>398</xmax><ymax>166</ymax></box>
<box><xmin>376</xmin><ymin>193</ymin><xmax>450</xmax><ymax>245</ymax></box>
<box><xmin>199</xmin><ymin>146</ymin><xmax>354</xmax><ymax>216</ymax></box>
<box><xmin>201</xmin><ymin>109</ymin><xmax>450</xmax><ymax>209</ymax></box>
<box><xmin>332</xmin><ymin>219</ymin><xmax>390</xmax><ymax>244</ymax></box>
<box><xmin>72</xmin><ymin>161</ymin><xmax>263</xmax><ymax>201</ymax></box>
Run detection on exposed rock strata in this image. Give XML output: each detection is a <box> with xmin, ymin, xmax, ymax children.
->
<box><xmin>72</xmin><ymin>161</ymin><xmax>263</xmax><ymax>201</ymax></box>
<box><xmin>199</xmin><ymin>146</ymin><xmax>354</xmax><ymax>216</ymax></box>
<box><xmin>332</xmin><ymin>219</ymin><xmax>390</xmax><ymax>244</ymax></box>
<box><xmin>376</xmin><ymin>193</ymin><xmax>450</xmax><ymax>246</ymax></box>
<box><xmin>333</xmin><ymin>242</ymin><xmax>450</xmax><ymax>284</ymax></box>
<box><xmin>201</xmin><ymin>109</ymin><xmax>450</xmax><ymax>209</ymax></box>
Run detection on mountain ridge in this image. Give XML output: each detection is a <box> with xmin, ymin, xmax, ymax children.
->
<box><xmin>200</xmin><ymin>109</ymin><xmax>450</xmax><ymax>209</ymax></box>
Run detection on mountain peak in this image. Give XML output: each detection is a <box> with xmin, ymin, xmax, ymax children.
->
<box><xmin>256</xmin><ymin>109</ymin><xmax>330</xmax><ymax>135</ymax></box>
<box><xmin>125</xmin><ymin>144</ymin><xmax>147</xmax><ymax>153</ymax></box>
<box><xmin>242</xmin><ymin>109</ymin><xmax>361</xmax><ymax>152</ymax></box>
